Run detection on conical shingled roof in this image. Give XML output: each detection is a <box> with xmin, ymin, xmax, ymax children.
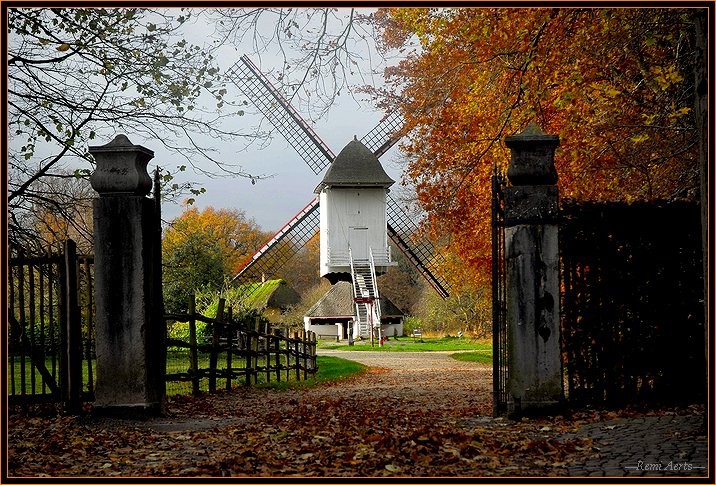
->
<box><xmin>314</xmin><ymin>137</ymin><xmax>395</xmax><ymax>193</ymax></box>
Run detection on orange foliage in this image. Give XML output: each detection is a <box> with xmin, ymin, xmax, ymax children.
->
<box><xmin>371</xmin><ymin>7</ymin><xmax>699</xmax><ymax>282</ymax></box>
<box><xmin>162</xmin><ymin>205</ymin><xmax>269</xmax><ymax>276</ymax></box>
<box><xmin>36</xmin><ymin>210</ymin><xmax>90</xmax><ymax>253</ymax></box>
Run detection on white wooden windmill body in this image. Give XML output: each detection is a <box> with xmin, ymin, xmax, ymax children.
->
<box><xmin>316</xmin><ymin>137</ymin><xmax>396</xmax><ymax>279</ymax></box>
<box><xmin>316</xmin><ymin>137</ymin><xmax>397</xmax><ymax>339</ymax></box>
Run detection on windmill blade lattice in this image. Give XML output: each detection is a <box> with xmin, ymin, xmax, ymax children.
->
<box><xmin>386</xmin><ymin>194</ymin><xmax>451</xmax><ymax>299</ymax></box>
<box><xmin>227</xmin><ymin>56</ymin><xmax>334</xmax><ymax>175</ymax></box>
<box><xmin>231</xmin><ymin>197</ymin><xmax>320</xmax><ymax>296</ymax></box>
<box><xmin>360</xmin><ymin>111</ymin><xmax>402</xmax><ymax>159</ymax></box>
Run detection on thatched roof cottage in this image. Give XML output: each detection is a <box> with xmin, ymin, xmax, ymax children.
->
<box><xmin>303</xmin><ymin>281</ymin><xmax>404</xmax><ymax>340</ymax></box>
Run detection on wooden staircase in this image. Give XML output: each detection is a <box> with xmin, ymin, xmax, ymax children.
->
<box><xmin>349</xmin><ymin>248</ymin><xmax>382</xmax><ymax>339</ymax></box>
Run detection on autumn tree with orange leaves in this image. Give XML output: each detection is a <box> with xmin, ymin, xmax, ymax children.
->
<box><xmin>162</xmin><ymin>206</ymin><xmax>269</xmax><ymax>313</ymax></box>
<box><xmin>24</xmin><ymin>173</ymin><xmax>95</xmax><ymax>254</ymax></box>
<box><xmin>369</xmin><ymin>7</ymin><xmax>700</xmax><ymax>288</ymax></box>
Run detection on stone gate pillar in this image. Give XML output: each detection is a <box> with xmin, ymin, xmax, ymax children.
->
<box><xmin>504</xmin><ymin>123</ymin><xmax>563</xmax><ymax>415</ymax></box>
<box><xmin>90</xmin><ymin>134</ymin><xmax>164</xmax><ymax>417</ymax></box>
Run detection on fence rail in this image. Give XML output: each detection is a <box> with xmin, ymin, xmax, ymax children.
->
<box><xmin>164</xmin><ymin>295</ymin><xmax>317</xmax><ymax>395</ymax></box>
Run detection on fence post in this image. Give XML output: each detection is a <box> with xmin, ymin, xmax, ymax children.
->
<box><xmin>62</xmin><ymin>239</ymin><xmax>82</xmax><ymax>414</ymax></box>
<box><xmin>311</xmin><ymin>331</ymin><xmax>317</xmax><ymax>373</ymax></box>
<box><xmin>13</xmin><ymin>259</ymin><xmax>26</xmax><ymax>401</ymax></box>
<box><xmin>225</xmin><ymin>307</ymin><xmax>233</xmax><ymax>391</ymax></box>
<box><xmin>253</xmin><ymin>318</ymin><xmax>260</xmax><ymax>384</ymax></box>
<box><xmin>273</xmin><ymin>329</ymin><xmax>281</xmax><ymax>382</ymax></box>
<box><xmin>301</xmin><ymin>329</ymin><xmax>308</xmax><ymax>381</ymax></box>
<box><xmin>503</xmin><ymin>123</ymin><xmax>563</xmax><ymax>416</ymax></box>
<box><xmin>90</xmin><ymin>135</ymin><xmax>164</xmax><ymax>417</ymax></box>
<box><xmin>81</xmin><ymin>257</ymin><xmax>95</xmax><ymax>398</ymax></box>
<box><xmin>209</xmin><ymin>298</ymin><xmax>225</xmax><ymax>393</ymax></box>
<box><xmin>188</xmin><ymin>294</ymin><xmax>200</xmax><ymax>396</ymax></box>
<box><xmin>263</xmin><ymin>322</ymin><xmax>270</xmax><ymax>383</ymax></box>
<box><xmin>293</xmin><ymin>330</ymin><xmax>300</xmax><ymax>381</ymax></box>
<box><xmin>244</xmin><ymin>320</ymin><xmax>253</xmax><ymax>387</ymax></box>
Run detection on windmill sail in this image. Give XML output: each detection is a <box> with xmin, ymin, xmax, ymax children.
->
<box><xmin>386</xmin><ymin>195</ymin><xmax>450</xmax><ymax>299</ymax></box>
<box><xmin>231</xmin><ymin>197</ymin><xmax>320</xmax><ymax>295</ymax></box>
<box><xmin>227</xmin><ymin>56</ymin><xmax>334</xmax><ymax>174</ymax></box>
<box><xmin>225</xmin><ymin>56</ymin><xmax>453</xmax><ymax>298</ymax></box>
<box><xmin>360</xmin><ymin>111</ymin><xmax>403</xmax><ymax>159</ymax></box>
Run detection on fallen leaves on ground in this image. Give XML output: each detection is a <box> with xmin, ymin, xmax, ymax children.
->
<box><xmin>8</xmin><ymin>399</ymin><xmax>595</xmax><ymax>478</ymax></box>
<box><xmin>7</xmin><ymin>360</ymin><xmax>703</xmax><ymax>478</ymax></box>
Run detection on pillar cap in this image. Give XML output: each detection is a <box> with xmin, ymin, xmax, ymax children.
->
<box><xmin>89</xmin><ymin>135</ymin><xmax>154</xmax><ymax>196</ymax></box>
<box><xmin>505</xmin><ymin>123</ymin><xmax>559</xmax><ymax>186</ymax></box>
<box><xmin>89</xmin><ymin>134</ymin><xmax>155</xmax><ymax>157</ymax></box>
<box><xmin>504</xmin><ymin>123</ymin><xmax>560</xmax><ymax>146</ymax></box>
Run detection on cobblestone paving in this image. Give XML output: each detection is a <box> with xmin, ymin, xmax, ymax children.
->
<box><xmin>562</xmin><ymin>414</ymin><xmax>708</xmax><ymax>477</ymax></box>
<box><xmin>321</xmin><ymin>349</ymin><xmax>710</xmax><ymax>478</ymax></box>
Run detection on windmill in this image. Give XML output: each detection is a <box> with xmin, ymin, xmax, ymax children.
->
<box><xmin>227</xmin><ymin>56</ymin><xmax>452</xmax><ymax>314</ymax></box>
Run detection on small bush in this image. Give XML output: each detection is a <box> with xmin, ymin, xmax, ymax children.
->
<box><xmin>402</xmin><ymin>315</ymin><xmax>422</xmax><ymax>337</ymax></box>
<box><xmin>167</xmin><ymin>320</ymin><xmax>209</xmax><ymax>345</ymax></box>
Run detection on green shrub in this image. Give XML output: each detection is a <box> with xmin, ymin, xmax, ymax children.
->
<box><xmin>167</xmin><ymin>319</ymin><xmax>209</xmax><ymax>345</ymax></box>
<box><xmin>402</xmin><ymin>315</ymin><xmax>422</xmax><ymax>337</ymax></box>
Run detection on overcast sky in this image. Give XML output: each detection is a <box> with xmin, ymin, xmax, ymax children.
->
<box><xmin>160</xmin><ymin>98</ymin><xmax>404</xmax><ymax>233</ymax></box>
<box><xmin>156</xmin><ymin>8</ymin><xmax>407</xmax><ymax>233</ymax></box>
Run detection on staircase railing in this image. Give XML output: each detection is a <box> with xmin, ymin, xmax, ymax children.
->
<box><xmin>369</xmin><ymin>246</ymin><xmax>391</xmax><ymax>266</ymax></box>
<box><xmin>350</xmin><ymin>247</ymin><xmax>374</xmax><ymax>339</ymax></box>
<box><xmin>369</xmin><ymin>248</ymin><xmax>382</xmax><ymax>325</ymax></box>
<box><xmin>327</xmin><ymin>248</ymin><xmax>350</xmax><ymax>266</ymax></box>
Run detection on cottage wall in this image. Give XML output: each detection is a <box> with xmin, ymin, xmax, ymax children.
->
<box><xmin>305</xmin><ymin>318</ymin><xmax>345</xmax><ymax>339</ymax></box>
<box><xmin>304</xmin><ymin>317</ymin><xmax>404</xmax><ymax>341</ymax></box>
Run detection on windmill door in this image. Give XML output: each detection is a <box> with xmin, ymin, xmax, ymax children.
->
<box><xmin>349</xmin><ymin>227</ymin><xmax>369</xmax><ymax>260</ymax></box>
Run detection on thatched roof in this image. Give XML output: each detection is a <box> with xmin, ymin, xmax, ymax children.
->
<box><xmin>305</xmin><ymin>281</ymin><xmax>404</xmax><ymax>318</ymax></box>
<box><xmin>238</xmin><ymin>279</ymin><xmax>300</xmax><ymax>311</ymax></box>
<box><xmin>314</xmin><ymin>138</ymin><xmax>395</xmax><ymax>193</ymax></box>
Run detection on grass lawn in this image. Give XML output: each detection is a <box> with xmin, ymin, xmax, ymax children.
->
<box><xmin>256</xmin><ymin>356</ymin><xmax>367</xmax><ymax>390</ymax></box>
<box><xmin>451</xmin><ymin>350</ymin><xmax>493</xmax><ymax>364</ymax></box>
<box><xmin>317</xmin><ymin>336</ymin><xmax>491</xmax><ymax>353</ymax></box>
<box><xmin>8</xmin><ymin>355</ymin><xmax>93</xmax><ymax>396</ymax></box>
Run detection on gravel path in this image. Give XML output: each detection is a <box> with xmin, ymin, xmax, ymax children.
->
<box><xmin>314</xmin><ymin>350</ymin><xmax>709</xmax><ymax>478</ymax></box>
<box><xmin>313</xmin><ymin>349</ymin><xmax>494</xmax><ymax>416</ymax></box>
<box><xmin>89</xmin><ymin>349</ymin><xmax>494</xmax><ymax>433</ymax></box>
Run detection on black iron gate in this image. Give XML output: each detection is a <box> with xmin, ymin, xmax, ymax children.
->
<box><xmin>491</xmin><ymin>164</ymin><xmax>509</xmax><ymax>416</ymax></box>
<box><xmin>7</xmin><ymin>239</ymin><xmax>95</xmax><ymax>413</ymax></box>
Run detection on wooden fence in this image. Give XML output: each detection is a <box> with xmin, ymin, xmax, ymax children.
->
<box><xmin>164</xmin><ymin>295</ymin><xmax>317</xmax><ymax>395</ymax></box>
